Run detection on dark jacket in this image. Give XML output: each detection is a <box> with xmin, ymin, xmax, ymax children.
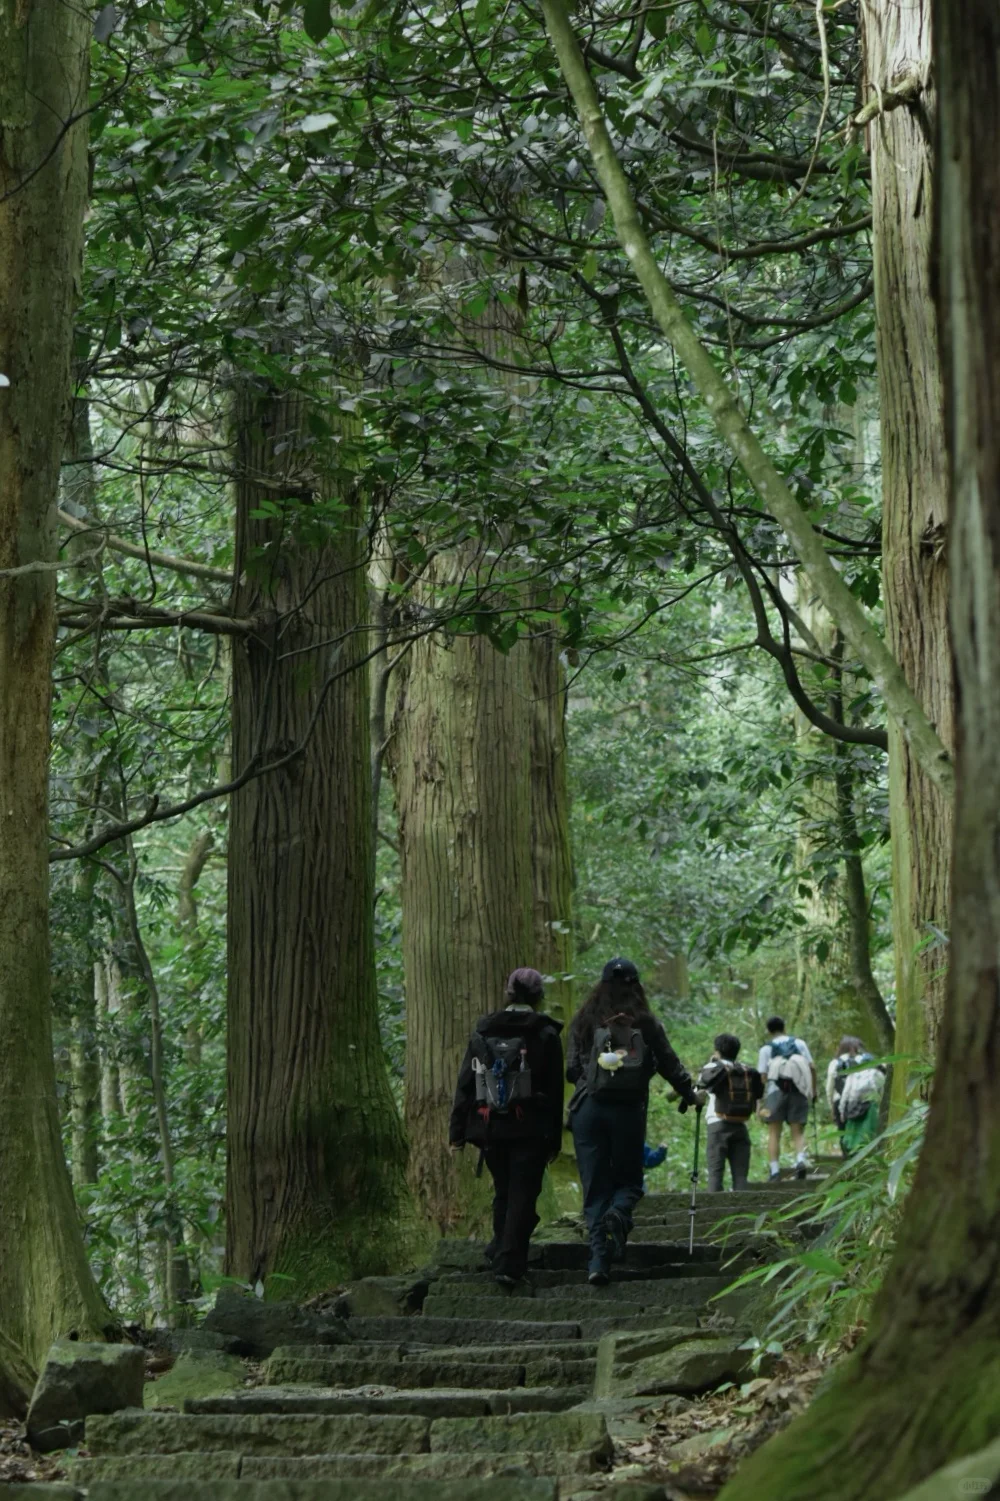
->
<box><xmin>566</xmin><ymin>1012</ymin><xmax>697</xmax><ymax>1108</ymax></box>
<box><xmin>450</xmin><ymin>1006</ymin><xmax>565</xmax><ymax>1149</ymax></box>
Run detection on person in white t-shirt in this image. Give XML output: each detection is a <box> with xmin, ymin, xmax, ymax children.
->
<box><xmin>757</xmin><ymin>1015</ymin><xmax>816</xmax><ymax>1181</ymax></box>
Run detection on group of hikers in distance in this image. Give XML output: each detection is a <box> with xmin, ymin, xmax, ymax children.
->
<box><xmin>450</xmin><ymin>958</ymin><xmax>886</xmax><ymax>1288</ymax></box>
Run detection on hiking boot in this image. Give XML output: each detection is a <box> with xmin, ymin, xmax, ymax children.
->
<box><xmin>795</xmin><ymin>1160</ymin><xmax>809</xmax><ymax>1180</ymax></box>
<box><xmin>605</xmin><ymin>1206</ymin><xmax>629</xmax><ymax>1262</ymax></box>
<box><xmin>494</xmin><ymin>1272</ymin><xmax>519</xmax><ymax>1289</ymax></box>
<box><xmin>588</xmin><ymin>1258</ymin><xmax>610</xmax><ymax>1287</ymax></box>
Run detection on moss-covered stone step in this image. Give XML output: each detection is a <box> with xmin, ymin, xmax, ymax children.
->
<box><xmin>630</xmin><ymin>1216</ymin><xmax>779</xmax><ymax>1242</ymax></box>
<box><xmin>594</xmin><ymin>1327</ymin><xmax>761</xmax><ymax>1398</ymax></box>
<box><xmin>242</xmin><ymin>1450</ymin><xmax>601</xmax><ymax>1480</ymax></box>
<box><xmin>71</xmin><ymin>1448</ymin><xmax>603</xmax><ymax>1486</ymax></box>
<box><xmin>84</xmin><ymin>1407</ymin><xmax>609</xmax><ymax>1460</ymax></box>
<box><xmin>342</xmin><ymin>1317</ymin><xmax>583</xmax><ymax>1345</ymax></box>
<box><xmin>70</xmin><ymin>1453</ymin><xmax>243</xmax><ymax>1483</ymax></box>
<box><xmin>531</xmin><ymin>1276</ymin><xmax>733</xmax><ymax>1306</ymax></box>
<box><xmin>532</xmin><ymin>1241</ymin><xmax>723</xmax><ymax>1272</ymax></box>
<box><xmin>81</xmin><ymin>1481</ymin><xmax>559</xmax><ymax>1501</ymax></box>
<box><xmin>523</xmin><ymin>1358</ymin><xmax>596</xmax><ymax>1388</ymax></box>
<box><xmin>424</xmin><ymin>1340</ymin><xmax>599</xmax><ymax>1364</ymax></box>
<box><xmin>435</xmin><ymin>1262</ymin><xmax>733</xmax><ymax>1286</ymax></box>
<box><xmin>86</xmin><ymin>1410</ymin><xmax>432</xmax><ymax>1456</ymax></box>
<box><xmin>185</xmin><ymin>1386</ymin><xmax>586</xmax><ymax>1418</ymax></box>
<box><xmin>423</xmin><ymin>1283</ymin><xmax>730</xmax><ymax>1321</ymax></box>
<box><xmin>634</xmin><ymin>1187</ymin><xmax>808</xmax><ymax>1218</ymax></box>
<box><xmin>0</xmin><ymin>1489</ymin><xmax>80</xmax><ymax>1500</ymax></box>
<box><xmin>266</xmin><ymin>1355</ymin><xmax>527</xmax><ymax>1390</ymax></box>
<box><xmin>429</xmin><ymin>1410</ymin><xmax>610</xmax><ymax>1459</ymax></box>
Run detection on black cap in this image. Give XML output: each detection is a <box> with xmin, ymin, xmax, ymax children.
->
<box><xmin>602</xmin><ymin>957</ymin><xmax>639</xmax><ymax>984</ymax></box>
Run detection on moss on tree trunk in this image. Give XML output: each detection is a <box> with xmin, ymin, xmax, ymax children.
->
<box><xmin>0</xmin><ymin>0</ymin><xmax>112</xmax><ymax>1412</ymax></box>
<box><xmin>719</xmin><ymin>5</ymin><xmax>1000</xmax><ymax>1493</ymax></box>
<box><xmin>225</xmin><ymin>382</ymin><xmax>409</xmax><ymax>1294</ymax></box>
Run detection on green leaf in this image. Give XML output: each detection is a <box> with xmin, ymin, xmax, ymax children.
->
<box><xmin>795</xmin><ymin>1249</ymin><xmax>846</xmax><ymax>1278</ymax></box>
<box><xmin>303</xmin><ymin>0</ymin><xmax>333</xmax><ymax>42</ymax></box>
<box><xmin>887</xmin><ymin>1137</ymin><xmax>922</xmax><ymax>1201</ymax></box>
<box><xmin>647</xmin><ymin>4</ymin><xmax>667</xmax><ymax>40</ymax></box>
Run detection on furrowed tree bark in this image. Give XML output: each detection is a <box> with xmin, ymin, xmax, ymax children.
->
<box><xmin>225</xmin><ymin>380</ymin><xmax>409</xmax><ymax>1292</ymax></box>
<box><xmin>862</xmin><ymin>0</ymin><xmax>954</xmax><ymax>1109</ymax></box>
<box><xmin>387</xmin><ymin>584</ymin><xmax>535</xmax><ymax>1231</ymax></box>
<box><xmin>539</xmin><ymin>0</ymin><xmax>953</xmax><ymax>798</ymax></box>
<box><xmin>0</xmin><ymin>0</ymin><xmax>111</xmax><ymax>1410</ymax></box>
<box><xmin>718</xmin><ymin>5</ymin><xmax>1000</xmax><ymax>1494</ymax></box>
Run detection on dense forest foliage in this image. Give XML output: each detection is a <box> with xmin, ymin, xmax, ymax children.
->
<box><xmin>3</xmin><ymin>0</ymin><xmax>1000</xmax><ymax>1495</ymax></box>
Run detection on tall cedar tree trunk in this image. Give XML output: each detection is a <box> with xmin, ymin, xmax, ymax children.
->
<box><xmin>719</xmin><ymin>6</ymin><xmax>1000</xmax><ymax>1495</ymax></box>
<box><xmin>863</xmin><ymin>0</ymin><xmax>953</xmax><ymax>1098</ymax></box>
<box><xmin>388</xmin><ymin>596</ymin><xmax>535</xmax><ymax>1231</ymax></box>
<box><xmin>225</xmin><ymin>383</ymin><xmax>408</xmax><ymax>1292</ymax></box>
<box><xmin>528</xmin><ymin>631</ymin><xmax>574</xmax><ymax>1028</ymax></box>
<box><xmin>0</xmin><ymin>0</ymin><xmax>110</xmax><ymax>1412</ymax></box>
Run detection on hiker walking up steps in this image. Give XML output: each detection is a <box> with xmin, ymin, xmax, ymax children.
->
<box><xmin>827</xmin><ymin>1035</ymin><xmax>886</xmax><ymax>1159</ymax></box>
<box><xmin>698</xmin><ymin>1032</ymin><xmax>764</xmax><ymax>1191</ymax></box>
<box><xmin>449</xmin><ymin>967</ymin><xmax>564</xmax><ymax>1288</ymax></box>
<box><xmin>757</xmin><ymin>1016</ymin><xmax>816</xmax><ymax>1181</ymax></box>
<box><xmin>567</xmin><ymin>957</ymin><xmax>699</xmax><ymax>1287</ymax></box>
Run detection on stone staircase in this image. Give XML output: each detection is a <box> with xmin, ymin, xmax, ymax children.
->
<box><xmin>25</xmin><ymin>1180</ymin><xmax>815</xmax><ymax>1501</ymax></box>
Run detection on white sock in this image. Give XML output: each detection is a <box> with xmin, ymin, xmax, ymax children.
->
<box><xmin>796</xmin><ymin>1151</ymin><xmax>808</xmax><ymax>1163</ymax></box>
<box><xmin>769</xmin><ymin>1159</ymin><xmax>780</xmax><ymax>1174</ymax></box>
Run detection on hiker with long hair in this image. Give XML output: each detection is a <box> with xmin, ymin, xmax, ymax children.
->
<box><xmin>566</xmin><ymin>957</ymin><xmax>699</xmax><ymax>1285</ymax></box>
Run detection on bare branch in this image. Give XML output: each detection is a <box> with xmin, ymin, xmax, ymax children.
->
<box><xmin>60</xmin><ymin>509</ymin><xmax>233</xmax><ymax>585</ymax></box>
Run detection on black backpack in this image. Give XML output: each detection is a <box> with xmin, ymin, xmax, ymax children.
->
<box><xmin>586</xmin><ymin>1020</ymin><xmax>649</xmax><ymax>1102</ymax></box>
<box><xmin>471</xmin><ymin>1031</ymin><xmax>533</xmax><ymax>1113</ymax></box>
<box><xmin>701</xmin><ymin>1060</ymin><xmax>763</xmax><ymax>1121</ymax></box>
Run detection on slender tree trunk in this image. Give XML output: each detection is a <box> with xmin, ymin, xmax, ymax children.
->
<box><xmin>178</xmin><ymin>828</ymin><xmax>213</xmax><ymax>1071</ymax></box>
<box><xmin>719</xmin><ymin>8</ymin><xmax>1000</xmax><ymax>1494</ymax></box>
<box><xmin>388</xmin><ymin>580</ymin><xmax>535</xmax><ymax>1231</ymax></box>
<box><xmin>862</xmin><ymin>0</ymin><xmax>953</xmax><ymax>1107</ymax></box>
<box><xmin>121</xmin><ymin>845</ymin><xmax>193</xmax><ymax>1312</ymax></box>
<box><xmin>225</xmin><ymin>380</ymin><xmax>409</xmax><ymax>1292</ymax></box>
<box><xmin>832</xmin><ymin>742</ymin><xmax>895</xmax><ymax>1056</ymax></box>
<box><xmin>528</xmin><ymin>631</ymin><xmax>574</xmax><ymax>1028</ymax></box>
<box><xmin>68</xmin><ymin>862</ymin><xmax>102</xmax><ymax>1186</ymax></box>
<box><xmin>0</xmin><ymin>0</ymin><xmax>109</xmax><ymax>1411</ymax></box>
<box><xmin>95</xmin><ymin>959</ymin><xmax>123</xmax><ymax>1123</ymax></box>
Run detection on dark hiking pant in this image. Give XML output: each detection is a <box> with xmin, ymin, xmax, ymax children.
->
<box><xmin>571</xmin><ymin>1094</ymin><xmax>646</xmax><ymax>1260</ymax></box>
<box><xmin>706</xmin><ymin>1120</ymin><xmax>751</xmax><ymax>1192</ymax></box>
<box><xmin>483</xmin><ymin>1140</ymin><xmax>549</xmax><ymax>1279</ymax></box>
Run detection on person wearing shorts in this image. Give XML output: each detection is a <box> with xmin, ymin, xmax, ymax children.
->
<box><xmin>757</xmin><ymin>1017</ymin><xmax>816</xmax><ymax>1180</ymax></box>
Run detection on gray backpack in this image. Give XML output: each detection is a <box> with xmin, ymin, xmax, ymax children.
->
<box><xmin>471</xmin><ymin>1032</ymin><xmax>532</xmax><ymax>1113</ymax></box>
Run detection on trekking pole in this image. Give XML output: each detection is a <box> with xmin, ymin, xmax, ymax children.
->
<box><xmin>688</xmin><ymin>1104</ymin><xmax>702</xmax><ymax>1256</ymax></box>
